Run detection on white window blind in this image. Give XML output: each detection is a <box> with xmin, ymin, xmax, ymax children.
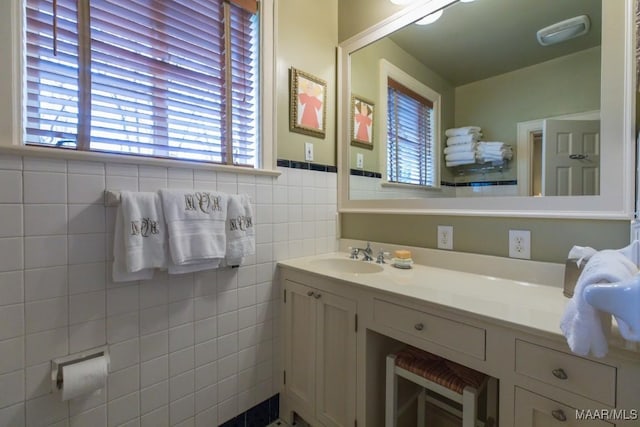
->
<box><xmin>25</xmin><ymin>0</ymin><xmax>259</xmax><ymax>167</ymax></box>
<box><xmin>387</xmin><ymin>78</ymin><xmax>435</xmax><ymax>187</ymax></box>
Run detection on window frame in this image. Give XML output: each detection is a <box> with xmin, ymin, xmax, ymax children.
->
<box><xmin>378</xmin><ymin>58</ymin><xmax>441</xmax><ymax>190</ymax></box>
<box><xmin>11</xmin><ymin>0</ymin><xmax>276</xmax><ymax>172</ymax></box>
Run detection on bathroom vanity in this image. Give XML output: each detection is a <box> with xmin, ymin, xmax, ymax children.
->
<box><xmin>278</xmin><ymin>250</ymin><xmax>640</xmax><ymax>426</ymax></box>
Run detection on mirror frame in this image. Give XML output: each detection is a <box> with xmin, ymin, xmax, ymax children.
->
<box><xmin>337</xmin><ymin>0</ymin><xmax>635</xmax><ymax>219</ymax></box>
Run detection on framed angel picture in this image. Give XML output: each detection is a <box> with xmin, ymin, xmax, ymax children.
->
<box><xmin>290</xmin><ymin>67</ymin><xmax>327</xmax><ymax>138</ymax></box>
<box><xmin>351</xmin><ymin>95</ymin><xmax>374</xmax><ymax>149</ymax></box>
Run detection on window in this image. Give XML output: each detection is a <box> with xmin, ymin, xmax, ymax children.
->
<box><xmin>25</xmin><ymin>0</ymin><xmax>260</xmax><ymax>167</ymax></box>
<box><xmin>386</xmin><ymin>77</ymin><xmax>437</xmax><ymax>187</ymax></box>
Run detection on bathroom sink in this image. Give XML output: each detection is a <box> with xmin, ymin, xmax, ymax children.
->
<box><xmin>310</xmin><ymin>258</ymin><xmax>384</xmax><ymax>274</ymax></box>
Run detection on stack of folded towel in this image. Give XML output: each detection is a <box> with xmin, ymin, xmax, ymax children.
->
<box><xmin>112</xmin><ymin>189</ymin><xmax>255</xmax><ymax>282</ymax></box>
<box><xmin>444</xmin><ymin>126</ymin><xmax>482</xmax><ymax>167</ymax></box>
<box><xmin>476</xmin><ymin>141</ymin><xmax>513</xmax><ymax>164</ymax></box>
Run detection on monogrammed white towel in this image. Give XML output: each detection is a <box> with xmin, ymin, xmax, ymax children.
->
<box><xmin>159</xmin><ymin>189</ymin><xmax>228</xmax><ymax>268</ymax></box>
<box><xmin>112</xmin><ymin>206</ymin><xmax>153</xmax><ymax>283</ymax></box>
<box><xmin>225</xmin><ymin>194</ymin><xmax>255</xmax><ymax>266</ymax></box>
<box><xmin>121</xmin><ymin>191</ymin><xmax>168</xmax><ymax>273</ymax></box>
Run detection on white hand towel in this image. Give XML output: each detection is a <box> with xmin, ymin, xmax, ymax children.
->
<box><xmin>444</xmin><ymin>143</ymin><xmax>476</xmax><ymax>154</ymax></box>
<box><xmin>560</xmin><ymin>249</ymin><xmax>638</xmax><ymax>357</ymax></box>
<box><xmin>112</xmin><ymin>207</ymin><xmax>154</xmax><ymax>283</ymax></box>
<box><xmin>225</xmin><ymin>194</ymin><xmax>256</xmax><ymax>266</ymax></box>
<box><xmin>583</xmin><ymin>275</ymin><xmax>640</xmax><ymax>342</ymax></box>
<box><xmin>446</xmin><ymin>135</ymin><xmax>480</xmax><ymax>146</ymax></box>
<box><xmin>445</xmin><ymin>152</ymin><xmax>476</xmax><ymax>162</ymax></box>
<box><xmin>120</xmin><ymin>191</ymin><xmax>168</xmax><ymax>273</ymax></box>
<box><xmin>167</xmin><ymin>260</ymin><xmax>221</xmax><ymax>275</ymax></box>
<box><xmin>160</xmin><ymin>189</ymin><xmax>228</xmax><ymax>267</ymax></box>
<box><xmin>445</xmin><ymin>126</ymin><xmax>481</xmax><ymax>137</ymax></box>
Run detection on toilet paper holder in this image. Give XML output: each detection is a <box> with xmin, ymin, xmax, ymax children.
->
<box><xmin>51</xmin><ymin>346</ymin><xmax>110</xmax><ymax>392</ymax></box>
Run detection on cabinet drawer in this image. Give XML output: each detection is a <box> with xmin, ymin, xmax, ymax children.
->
<box><xmin>515</xmin><ymin>340</ymin><xmax>616</xmax><ymax>406</ymax></box>
<box><xmin>515</xmin><ymin>387</ymin><xmax>615</xmax><ymax>426</ymax></box>
<box><xmin>373</xmin><ymin>298</ymin><xmax>486</xmax><ymax>360</ymax></box>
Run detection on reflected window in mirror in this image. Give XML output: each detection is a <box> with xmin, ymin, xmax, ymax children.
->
<box><xmin>381</xmin><ymin>59</ymin><xmax>442</xmax><ymax>191</ymax></box>
<box><xmin>387</xmin><ymin>78</ymin><xmax>437</xmax><ymax>187</ymax></box>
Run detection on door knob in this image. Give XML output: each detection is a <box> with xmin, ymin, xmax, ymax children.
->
<box><xmin>307</xmin><ymin>291</ymin><xmax>314</xmax><ymax>297</ymax></box>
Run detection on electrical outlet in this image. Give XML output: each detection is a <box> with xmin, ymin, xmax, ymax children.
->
<box><xmin>509</xmin><ymin>229</ymin><xmax>531</xmax><ymax>259</ymax></box>
<box><xmin>437</xmin><ymin>225</ymin><xmax>453</xmax><ymax>250</ymax></box>
<box><xmin>356</xmin><ymin>153</ymin><xmax>364</xmax><ymax>169</ymax></box>
<box><xmin>305</xmin><ymin>142</ymin><xmax>314</xmax><ymax>161</ymax></box>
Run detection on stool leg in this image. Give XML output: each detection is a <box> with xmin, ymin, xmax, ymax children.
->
<box><xmin>486</xmin><ymin>377</ymin><xmax>498</xmax><ymax>426</ymax></box>
<box><xmin>385</xmin><ymin>355</ymin><xmax>398</xmax><ymax>427</ymax></box>
<box><xmin>417</xmin><ymin>389</ymin><xmax>426</xmax><ymax>427</ymax></box>
<box><xmin>462</xmin><ymin>386</ymin><xmax>478</xmax><ymax>427</ymax></box>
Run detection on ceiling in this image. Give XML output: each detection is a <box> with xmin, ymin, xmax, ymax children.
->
<box><xmin>388</xmin><ymin>0</ymin><xmax>602</xmax><ymax>86</ymax></box>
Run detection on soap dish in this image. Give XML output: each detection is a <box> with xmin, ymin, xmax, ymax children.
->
<box><xmin>392</xmin><ymin>258</ymin><xmax>413</xmax><ymax>269</ymax></box>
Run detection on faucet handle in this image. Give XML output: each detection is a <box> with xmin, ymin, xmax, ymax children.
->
<box><xmin>348</xmin><ymin>247</ymin><xmax>359</xmax><ymax>259</ymax></box>
<box><xmin>376</xmin><ymin>250</ymin><xmax>390</xmax><ymax>264</ymax></box>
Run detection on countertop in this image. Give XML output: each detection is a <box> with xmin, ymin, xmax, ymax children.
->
<box><xmin>278</xmin><ymin>252</ymin><xmax>638</xmax><ymax>353</ymax></box>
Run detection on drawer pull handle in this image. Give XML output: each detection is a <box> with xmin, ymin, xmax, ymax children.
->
<box><xmin>307</xmin><ymin>291</ymin><xmax>315</xmax><ymax>297</ymax></box>
<box><xmin>551</xmin><ymin>409</ymin><xmax>567</xmax><ymax>422</ymax></box>
<box><xmin>314</xmin><ymin>293</ymin><xmax>322</xmax><ymax>299</ymax></box>
<box><xmin>552</xmin><ymin>368</ymin><xmax>568</xmax><ymax>380</ymax></box>
<box><xmin>414</xmin><ymin>323</ymin><xmax>424</xmax><ymax>331</ymax></box>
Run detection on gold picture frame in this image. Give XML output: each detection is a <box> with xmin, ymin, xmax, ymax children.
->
<box><xmin>350</xmin><ymin>95</ymin><xmax>374</xmax><ymax>149</ymax></box>
<box><xmin>289</xmin><ymin>67</ymin><xmax>327</xmax><ymax>138</ymax></box>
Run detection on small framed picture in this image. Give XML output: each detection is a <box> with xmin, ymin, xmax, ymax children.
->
<box><xmin>289</xmin><ymin>67</ymin><xmax>327</xmax><ymax>139</ymax></box>
<box><xmin>351</xmin><ymin>95</ymin><xmax>374</xmax><ymax>149</ymax></box>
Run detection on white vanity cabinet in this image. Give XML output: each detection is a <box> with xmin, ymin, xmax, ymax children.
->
<box><xmin>278</xmin><ymin>255</ymin><xmax>640</xmax><ymax>427</ymax></box>
<box><xmin>282</xmin><ymin>275</ymin><xmax>358</xmax><ymax>427</ymax></box>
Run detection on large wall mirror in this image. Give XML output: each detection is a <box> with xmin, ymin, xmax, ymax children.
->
<box><xmin>337</xmin><ymin>0</ymin><xmax>635</xmax><ymax>218</ymax></box>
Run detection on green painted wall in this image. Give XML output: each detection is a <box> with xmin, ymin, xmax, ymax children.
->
<box><xmin>349</xmin><ymin>37</ymin><xmax>455</xmax><ymax>173</ymax></box>
<box><xmin>454</xmin><ymin>47</ymin><xmax>601</xmax><ymax>182</ymax></box>
<box><xmin>276</xmin><ymin>0</ymin><xmax>338</xmax><ymax>165</ymax></box>
<box><xmin>342</xmin><ymin>213</ymin><xmax>630</xmax><ymax>263</ymax></box>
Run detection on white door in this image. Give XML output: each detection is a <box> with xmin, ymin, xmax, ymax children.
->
<box><xmin>542</xmin><ymin>119</ymin><xmax>600</xmax><ymax>196</ymax></box>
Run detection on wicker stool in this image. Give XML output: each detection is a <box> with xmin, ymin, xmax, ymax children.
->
<box><xmin>385</xmin><ymin>346</ymin><xmax>497</xmax><ymax>427</ymax></box>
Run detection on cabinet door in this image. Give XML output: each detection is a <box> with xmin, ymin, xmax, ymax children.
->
<box><xmin>515</xmin><ymin>388</ymin><xmax>615</xmax><ymax>427</ymax></box>
<box><xmin>315</xmin><ymin>290</ymin><xmax>357</xmax><ymax>427</ymax></box>
<box><xmin>284</xmin><ymin>280</ymin><xmax>318</xmax><ymax>421</ymax></box>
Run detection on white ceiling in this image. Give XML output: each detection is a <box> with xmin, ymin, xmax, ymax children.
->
<box><xmin>388</xmin><ymin>0</ymin><xmax>602</xmax><ymax>86</ymax></box>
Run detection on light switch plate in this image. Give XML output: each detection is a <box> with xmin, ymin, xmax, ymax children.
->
<box><xmin>305</xmin><ymin>143</ymin><xmax>313</xmax><ymax>161</ymax></box>
<box><xmin>356</xmin><ymin>153</ymin><xmax>364</xmax><ymax>169</ymax></box>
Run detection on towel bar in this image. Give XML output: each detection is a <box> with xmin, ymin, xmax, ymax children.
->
<box><xmin>104</xmin><ymin>190</ymin><xmax>121</xmax><ymax>207</ymax></box>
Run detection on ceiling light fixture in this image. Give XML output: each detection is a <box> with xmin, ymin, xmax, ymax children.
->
<box><xmin>536</xmin><ymin>15</ymin><xmax>591</xmax><ymax>46</ymax></box>
<box><xmin>415</xmin><ymin>9</ymin><xmax>443</xmax><ymax>25</ymax></box>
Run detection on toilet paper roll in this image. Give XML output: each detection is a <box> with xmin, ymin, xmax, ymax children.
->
<box><xmin>61</xmin><ymin>356</ymin><xmax>108</xmax><ymax>401</ymax></box>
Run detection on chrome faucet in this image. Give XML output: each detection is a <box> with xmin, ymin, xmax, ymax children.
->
<box><xmin>356</xmin><ymin>242</ymin><xmax>374</xmax><ymax>262</ymax></box>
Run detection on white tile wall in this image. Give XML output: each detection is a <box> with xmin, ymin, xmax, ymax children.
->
<box><xmin>0</xmin><ymin>154</ymin><xmax>337</xmax><ymax>427</ymax></box>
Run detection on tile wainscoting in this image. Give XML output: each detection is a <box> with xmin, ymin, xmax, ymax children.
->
<box><xmin>0</xmin><ymin>152</ymin><xmax>337</xmax><ymax>427</ymax></box>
